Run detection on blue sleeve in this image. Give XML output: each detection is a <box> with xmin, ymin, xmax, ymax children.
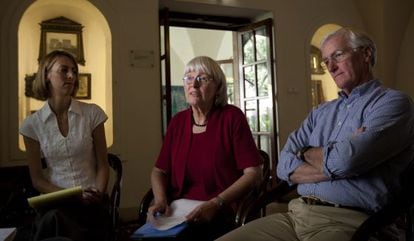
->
<box><xmin>277</xmin><ymin>111</ymin><xmax>315</xmax><ymax>183</ymax></box>
<box><xmin>324</xmin><ymin>92</ymin><xmax>414</xmax><ymax>178</ymax></box>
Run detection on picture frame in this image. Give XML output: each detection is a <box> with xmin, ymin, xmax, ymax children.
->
<box><xmin>310</xmin><ymin>45</ymin><xmax>325</xmax><ymax>75</ymax></box>
<box><xmin>24</xmin><ymin>73</ymin><xmax>36</xmax><ymax>98</ymax></box>
<box><xmin>75</xmin><ymin>73</ymin><xmax>91</xmax><ymax>99</ymax></box>
<box><xmin>311</xmin><ymin>80</ymin><xmax>325</xmax><ymax>107</ymax></box>
<box><xmin>38</xmin><ymin>16</ymin><xmax>85</xmax><ymax>65</ymax></box>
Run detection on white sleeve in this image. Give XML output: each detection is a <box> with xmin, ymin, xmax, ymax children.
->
<box><xmin>90</xmin><ymin>103</ymin><xmax>108</xmax><ymax>130</ymax></box>
<box><xmin>19</xmin><ymin>116</ymin><xmax>39</xmax><ymax>141</ymax></box>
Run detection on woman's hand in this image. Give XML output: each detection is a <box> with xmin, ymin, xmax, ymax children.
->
<box><xmin>148</xmin><ymin>200</ymin><xmax>172</xmax><ymax>217</ymax></box>
<box><xmin>82</xmin><ymin>187</ymin><xmax>105</xmax><ymax>205</ymax></box>
<box><xmin>185</xmin><ymin>199</ymin><xmax>220</xmax><ymax>223</ymax></box>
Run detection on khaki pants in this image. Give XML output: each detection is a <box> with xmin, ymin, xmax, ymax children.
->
<box><xmin>216</xmin><ymin>198</ymin><xmax>370</xmax><ymax>241</ymax></box>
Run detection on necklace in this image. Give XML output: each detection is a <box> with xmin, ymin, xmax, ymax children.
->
<box><xmin>192</xmin><ymin>115</ymin><xmax>207</xmax><ymax>127</ymax></box>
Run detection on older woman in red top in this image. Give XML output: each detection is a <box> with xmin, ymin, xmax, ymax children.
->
<box><xmin>148</xmin><ymin>56</ymin><xmax>262</xmax><ymax>240</ymax></box>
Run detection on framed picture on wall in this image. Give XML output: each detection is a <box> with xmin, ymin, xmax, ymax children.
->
<box><xmin>310</xmin><ymin>45</ymin><xmax>325</xmax><ymax>75</ymax></box>
<box><xmin>75</xmin><ymin>73</ymin><xmax>91</xmax><ymax>99</ymax></box>
<box><xmin>38</xmin><ymin>16</ymin><xmax>85</xmax><ymax>65</ymax></box>
<box><xmin>311</xmin><ymin>80</ymin><xmax>325</xmax><ymax>107</ymax></box>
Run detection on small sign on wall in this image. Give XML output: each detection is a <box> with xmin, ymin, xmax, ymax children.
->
<box><xmin>129</xmin><ymin>50</ymin><xmax>154</xmax><ymax>68</ymax></box>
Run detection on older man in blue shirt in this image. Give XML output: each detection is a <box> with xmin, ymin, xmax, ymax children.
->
<box><xmin>217</xmin><ymin>27</ymin><xmax>414</xmax><ymax>241</ymax></box>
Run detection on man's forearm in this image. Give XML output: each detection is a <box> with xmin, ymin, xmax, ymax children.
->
<box><xmin>303</xmin><ymin>147</ymin><xmax>324</xmax><ymax>172</ymax></box>
<box><xmin>290</xmin><ymin>147</ymin><xmax>328</xmax><ymax>184</ymax></box>
<box><xmin>289</xmin><ymin>162</ymin><xmax>328</xmax><ymax>183</ymax></box>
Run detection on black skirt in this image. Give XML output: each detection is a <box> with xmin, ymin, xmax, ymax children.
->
<box><xmin>31</xmin><ymin>200</ymin><xmax>110</xmax><ymax>241</ymax></box>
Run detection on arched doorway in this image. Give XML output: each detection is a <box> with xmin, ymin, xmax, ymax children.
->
<box><xmin>17</xmin><ymin>0</ymin><xmax>113</xmax><ymax>150</ymax></box>
<box><xmin>309</xmin><ymin>24</ymin><xmax>342</xmax><ymax>108</ymax></box>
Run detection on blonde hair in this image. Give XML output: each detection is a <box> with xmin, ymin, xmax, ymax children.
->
<box><xmin>184</xmin><ymin>56</ymin><xmax>228</xmax><ymax>107</ymax></box>
<box><xmin>33</xmin><ymin>50</ymin><xmax>79</xmax><ymax>100</ymax></box>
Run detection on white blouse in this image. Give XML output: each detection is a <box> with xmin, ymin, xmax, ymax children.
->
<box><xmin>19</xmin><ymin>99</ymin><xmax>107</xmax><ymax>190</ymax></box>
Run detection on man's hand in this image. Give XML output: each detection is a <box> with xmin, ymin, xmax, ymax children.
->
<box><xmin>352</xmin><ymin>126</ymin><xmax>366</xmax><ymax>138</ymax></box>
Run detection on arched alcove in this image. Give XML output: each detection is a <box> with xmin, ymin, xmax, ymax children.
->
<box><xmin>18</xmin><ymin>0</ymin><xmax>113</xmax><ymax>150</ymax></box>
<box><xmin>309</xmin><ymin>24</ymin><xmax>342</xmax><ymax>108</ymax></box>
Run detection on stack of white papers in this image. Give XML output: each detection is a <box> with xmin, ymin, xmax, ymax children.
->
<box><xmin>148</xmin><ymin>198</ymin><xmax>205</xmax><ymax>230</ymax></box>
<box><xmin>131</xmin><ymin>199</ymin><xmax>205</xmax><ymax>240</ymax></box>
<box><xmin>0</xmin><ymin>228</ymin><xmax>16</xmax><ymax>241</ymax></box>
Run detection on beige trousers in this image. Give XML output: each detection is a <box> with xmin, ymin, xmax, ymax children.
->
<box><xmin>216</xmin><ymin>197</ymin><xmax>370</xmax><ymax>241</ymax></box>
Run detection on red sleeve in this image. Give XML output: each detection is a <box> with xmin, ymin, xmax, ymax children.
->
<box><xmin>230</xmin><ymin>107</ymin><xmax>262</xmax><ymax>169</ymax></box>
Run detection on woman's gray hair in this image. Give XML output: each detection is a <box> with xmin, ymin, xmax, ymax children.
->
<box><xmin>32</xmin><ymin>50</ymin><xmax>79</xmax><ymax>100</ymax></box>
<box><xmin>184</xmin><ymin>56</ymin><xmax>228</xmax><ymax>107</ymax></box>
<box><xmin>321</xmin><ymin>27</ymin><xmax>377</xmax><ymax>67</ymax></box>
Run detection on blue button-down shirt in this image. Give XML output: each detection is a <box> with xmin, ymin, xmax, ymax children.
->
<box><xmin>277</xmin><ymin>79</ymin><xmax>414</xmax><ymax>212</ymax></box>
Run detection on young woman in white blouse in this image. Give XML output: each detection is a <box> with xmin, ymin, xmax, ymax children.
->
<box><xmin>20</xmin><ymin>50</ymin><xmax>110</xmax><ymax>241</ymax></box>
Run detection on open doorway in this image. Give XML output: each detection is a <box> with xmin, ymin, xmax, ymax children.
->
<box><xmin>160</xmin><ymin>8</ymin><xmax>278</xmax><ymax>184</ymax></box>
<box><xmin>168</xmin><ymin>27</ymin><xmax>236</xmax><ymax>116</ymax></box>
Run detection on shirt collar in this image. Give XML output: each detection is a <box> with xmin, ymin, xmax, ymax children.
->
<box><xmin>38</xmin><ymin>99</ymin><xmax>82</xmax><ymax>122</ymax></box>
<box><xmin>338</xmin><ymin>79</ymin><xmax>380</xmax><ymax>99</ymax></box>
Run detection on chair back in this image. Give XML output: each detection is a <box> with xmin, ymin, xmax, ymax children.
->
<box><xmin>234</xmin><ymin>149</ymin><xmax>271</xmax><ymax>226</ymax></box>
<box><xmin>107</xmin><ymin>153</ymin><xmax>123</xmax><ymax>241</ymax></box>
<box><xmin>351</xmin><ymin>160</ymin><xmax>414</xmax><ymax>241</ymax></box>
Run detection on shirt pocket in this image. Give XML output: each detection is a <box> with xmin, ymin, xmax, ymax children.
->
<box><xmin>342</xmin><ymin>114</ymin><xmax>364</xmax><ymax>138</ymax></box>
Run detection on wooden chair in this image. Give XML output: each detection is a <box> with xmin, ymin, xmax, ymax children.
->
<box><xmin>107</xmin><ymin>153</ymin><xmax>123</xmax><ymax>241</ymax></box>
<box><xmin>350</xmin><ymin>161</ymin><xmax>414</xmax><ymax>241</ymax></box>
<box><xmin>0</xmin><ymin>153</ymin><xmax>123</xmax><ymax>241</ymax></box>
<box><xmin>239</xmin><ymin>162</ymin><xmax>414</xmax><ymax>240</ymax></box>
<box><xmin>136</xmin><ymin>150</ymin><xmax>271</xmax><ymax>230</ymax></box>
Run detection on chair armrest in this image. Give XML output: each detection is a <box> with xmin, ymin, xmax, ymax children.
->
<box><xmin>235</xmin><ymin>186</ymin><xmax>261</xmax><ymax>226</ymax></box>
<box><xmin>237</xmin><ymin>181</ymin><xmax>297</xmax><ymax>226</ymax></box>
<box><xmin>137</xmin><ymin>188</ymin><xmax>154</xmax><ymax>226</ymax></box>
<box><xmin>351</xmin><ymin>187</ymin><xmax>414</xmax><ymax>241</ymax></box>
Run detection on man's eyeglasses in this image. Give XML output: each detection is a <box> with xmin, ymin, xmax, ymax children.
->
<box><xmin>182</xmin><ymin>75</ymin><xmax>211</xmax><ymax>85</ymax></box>
<box><xmin>321</xmin><ymin>47</ymin><xmax>362</xmax><ymax>69</ymax></box>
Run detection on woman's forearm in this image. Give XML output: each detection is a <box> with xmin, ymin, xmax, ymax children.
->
<box><xmin>151</xmin><ymin>167</ymin><xmax>169</xmax><ymax>204</ymax></box>
<box><xmin>24</xmin><ymin>136</ymin><xmax>62</xmax><ymax>193</ymax></box>
<box><xmin>92</xmin><ymin>123</ymin><xmax>109</xmax><ymax>193</ymax></box>
<box><xmin>214</xmin><ymin>166</ymin><xmax>262</xmax><ymax>204</ymax></box>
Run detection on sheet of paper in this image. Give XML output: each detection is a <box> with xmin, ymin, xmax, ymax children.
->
<box><xmin>0</xmin><ymin>227</ymin><xmax>16</xmax><ymax>241</ymax></box>
<box><xmin>148</xmin><ymin>198</ymin><xmax>205</xmax><ymax>230</ymax></box>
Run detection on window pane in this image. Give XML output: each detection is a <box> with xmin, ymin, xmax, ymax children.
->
<box><xmin>253</xmin><ymin>135</ymin><xmax>258</xmax><ymax>147</ymax></box>
<box><xmin>220</xmin><ymin>63</ymin><xmax>234</xmax><ymax>104</ymax></box>
<box><xmin>171</xmin><ymin>86</ymin><xmax>187</xmax><ymax>116</ymax></box>
<box><xmin>256</xmin><ymin>27</ymin><xmax>267</xmax><ymax>61</ymax></box>
<box><xmin>259</xmin><ymin>98</ymin><xmax>272</xmax><ymax>132</ymax></box>
<box><xmin>160</xmin><ymin>26</ymin><xmax>165</xmax><ymax>56</ymax></box>
<box><xmin>161</xmin><ymin>59</ymin><xmax>167</xmax><ymax>133</ymax></box>
<box><xmin>257</xmin><ymin>63</ymin><xmax>269</xmax><ymax>97</ymax></box>
<box><xmin>244</xmin><ymin>66</ymin><xmax>256</xmax><ymax>98</ymax></box>
<box><xmin>259</xmin><ymin>135</ymin><xmax>270</xmax><ymax>156</ymax></box>
<box><xmin>242</xmin><ymin>32</ymin><xmax>254</xmax><ymax>64</ymax></box>
<box><xmin>245</xmin><ymin>100</ymin><xmax>258</xmax><ymax>132</ymax></box>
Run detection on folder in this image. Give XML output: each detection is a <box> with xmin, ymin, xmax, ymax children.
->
<box><xmin>130</xmin><ymin>222</ymin><xmax>188</xmax><ymax>240</ymax></box>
